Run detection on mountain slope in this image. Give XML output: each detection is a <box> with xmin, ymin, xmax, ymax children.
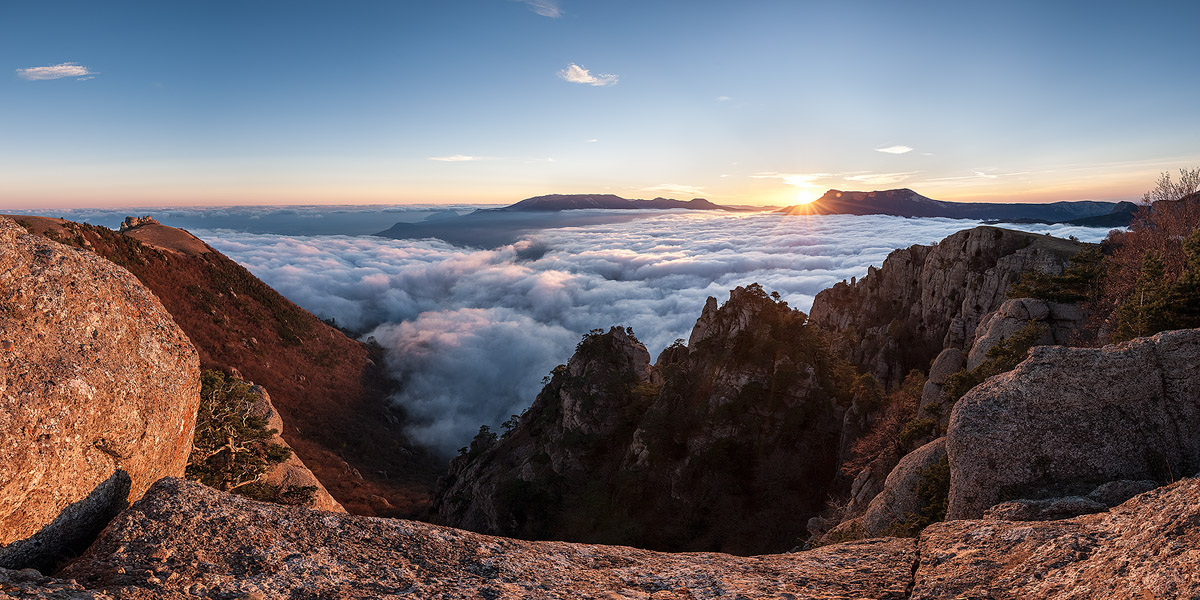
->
<box><xmin>6</xmin><ymin>215</ymin><xmax>442</xmax><ymax>517</ymax></box>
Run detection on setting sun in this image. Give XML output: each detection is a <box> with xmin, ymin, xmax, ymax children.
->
<box><xmin>794</xmin><ymin>189</ymin><xmax>821</xmax><ymax>205</ymax></box>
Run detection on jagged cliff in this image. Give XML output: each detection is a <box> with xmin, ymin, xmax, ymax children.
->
<box><xmin>432</xmin><ymin>285</ymin><xmax>855</xmax><ymax>555</ymax></box>
<box><xmin>809</xmin><ymin>226</ymin><xmax>1084</xmax><ymax>388</ymax></box>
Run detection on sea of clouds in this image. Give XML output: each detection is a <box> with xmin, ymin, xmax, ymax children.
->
<box><xmin>194</xmin><ymin>211</ymin><xmax>1112</xmax><ymax>455</ymax></box>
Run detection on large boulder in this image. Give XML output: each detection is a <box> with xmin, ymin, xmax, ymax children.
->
<box><xmin>946</xmin><ymin>328</ymin><xmax>1200</xmax><ymax>519</ymax></box>
<box><xmin>0</xmin><ymin>217</ymin><xmax>201</xmax><ymax>570</ymax></box>
<box><xmin>55</xmin><ymin>477</ymin><xmax>918</xmax><ymax>600</ymax></box>
<box><xmin>861</xmin><ymin>438</ymin><xmax>947</xmax><ymax>536</ymax></box>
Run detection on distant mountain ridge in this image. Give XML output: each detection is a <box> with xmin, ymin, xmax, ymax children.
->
<box><xmin>500</xmin><ymin>194</ymin><xmax>728</xmax><ymax>211</ymax></box>
<box><xmin>376</xmin><ymin>194</ymin><xmax>736</xmax><ymax>247</ymax></box>
<box><xmin>780</xmin><ymin>188</ymin><xmax>1137</xmax><ymax>225</ymax></box>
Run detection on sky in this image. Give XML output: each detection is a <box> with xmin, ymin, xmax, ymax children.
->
<box><xmin>3</xmin><ymin>1</ymin><xmax>1199</xmax><ymax>208</ymax></box>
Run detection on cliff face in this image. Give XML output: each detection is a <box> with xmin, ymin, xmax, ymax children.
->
<box><xmin>433</xmin><ymin>286</ymin><xmax>853</xmax><ymax>555</ymax></box>
<box><xmin>0</xmin><ymin>217</ymin><xmax>200</xmax><ymax>571</ymax></box>
<box><xmin>809</xmin><ymin>226</ymin><xmax>1083</xmax><ymax>387</ymax></box>
<box><xmin>6</xmin><ymin>215</ymin><xmax>442</xmax><ymax>517</ymax></box>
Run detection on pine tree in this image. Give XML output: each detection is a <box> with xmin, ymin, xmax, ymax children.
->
<box><xmin>1112</xmin><ymin>252</ymin><xmax>1171</xmax><ymax>341</ymax></box>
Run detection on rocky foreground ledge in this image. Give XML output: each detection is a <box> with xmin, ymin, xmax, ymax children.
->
<box><xmin>0</xmin><ymin>475</ymin><xmax>1196</xmax><ymax>599</ymax></box>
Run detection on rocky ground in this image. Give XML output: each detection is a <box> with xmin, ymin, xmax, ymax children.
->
<box><xmin>3</xmin><ymin>475</ymin><xmax>1199</xmax><ymax>599</ymax></box>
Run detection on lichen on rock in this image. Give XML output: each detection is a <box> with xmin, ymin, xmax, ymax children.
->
<box><xmin>0</xmin><ymin>216</ymin><xmax>201</xmax><ymax>571</ymax></box>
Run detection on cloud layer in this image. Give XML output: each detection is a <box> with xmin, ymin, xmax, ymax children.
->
<box><xmin>199</xmin><ymin>213</ymin><xmax>1114</xmax><ymax>454</ymax></box>
<box><xmin>17</xmin><ymin>62</ymin><xmax>94</xmax><ymax>80</ymax></box>
<box><xmin>558</xmin><ymin>63</ymin><xmax>618</xmax><ymax>86</ymax></box>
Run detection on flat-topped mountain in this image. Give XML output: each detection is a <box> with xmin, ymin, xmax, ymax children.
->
<box><xmin>781</xmin><ymin>188</ymin><xmax>1137</xmax><ymax>225</ymax></box>
<box><xmin>499</xmin><ymin>194</ymin><xmax>728</xmax><ymax>211</ymax></box>
<box><xmin>375</xmin><ymin>194</ymin><xmax>733</xmax><ymax>247</ymax></box>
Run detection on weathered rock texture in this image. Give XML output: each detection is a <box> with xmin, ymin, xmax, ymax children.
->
<box><xmin>810</xmin><ymin>226</ymin><xmax>1082</xmax><ymax>388</ymax></box>
<box><xmin>6</xmin><ymin>214</ymin><xmax>441</xmax><ymax>518</ymax></box>
<box><xmin>15</xmin><ymin>475</ymin><xmax>1200</xmax><ymax>599</ymax></box>
<box><xmin>861</xmin><ymin>438</ymin><xmax>947</xmax><ymax>536</ymax></box>
<box><xmin>919</xmin><ymin>297</ymin><xmax>1084</xmax><ymax>423</ymax></box>
<box><xmin>947</xmin><ymin>328</ymin><xmax>1200</xmax><ymax>519</ymax></box>
<box><xmin>0</xmin><ymin>216</ymin><xmax>200</xmax><ymax>571</ymax></box>
<box><xmin>433</xmin><ymin>286</ymin><xmax>855</xmax><ymax>555</ymax></box>
<box><xmin>914</xmin><ymin>477</ymin><xmax>1200</xmax><ymax>599</ymax></box>
<box><xmin>247</xmin><ymin>385</ymin><xmax>346</xmax><ymax>513</ymax></box>
<box><xmin>965</xmin><ymin>298</ymin><xmax>1083</xmax><ymax>370</ymax></box>
<box><xmin>54</xmin><ymin>478</ymin><xmax>917</xmax><ymax>600</ymax></box>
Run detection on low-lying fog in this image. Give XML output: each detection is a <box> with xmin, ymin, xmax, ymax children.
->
<box><xmin>187</xmin><ymin>210</ymin><xmax>1112</xmax><ymax>455</ymax></box>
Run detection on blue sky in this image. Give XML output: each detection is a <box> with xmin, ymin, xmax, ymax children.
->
<box><xmin>3</xmin><ymin>1</ymin><xmax>1198</xmax><ymax>207</ymax></box>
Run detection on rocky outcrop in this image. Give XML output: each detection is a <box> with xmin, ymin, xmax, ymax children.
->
<box><xmin>13</xmin><ymin>215</ymin><xmax>441</xmax><ymax>518</ymax></box>
<box><xmin>433</xmin><ymin>286</ymin><xmax>854</xmax><ymax>555</ymax></box>
<box><xmin>917</xmin><ymin>348</ymin><xmax>966</xmax><ymax>424</ymax></box>
<box><xmin>54</xmin><ymin>477</ymin><xmax>918</xmax><ymax>600</ymax></box>
<box><xmin>117</xmin><ymin>216</ymin><xmax>159</xmax><ymax>232</ymax></box>
<box><xmin>918</xmin><ymin>297</ymin><xmax>1084</xmax><ymax>423</ymax></box>
<box><xmin>0</xmin><ymin>217</ymin><xmax>200</xmax><ymax>571</ymax></box>
<box><xmin>860</xmin><ymin>438</ymin><xmax>947</xmax><ymax>536</ymax></box>
<box><xmin>946</xmin><ymin>328</ymin><xmax>1200</xmax><ymax>519</ymax></box>
<box><xmin>965</xmin><ymin>298</ymin><xmax>1083</xmax><ymax>370</ymax></box>
<box><xmin>247</xmin><ymin>385</ymin><xmax>345</xmax><ymax>513</ymax></box>
<box><xmin>914</xmin><ymin>477</ymin><xmax>1200</xmax><ymax>599</ymax></box>
<box><xmin>980</xmin><ymin>480</ymin><xmax>1157</xmax><ymax>522</ymax></box>
<box><xmin>810</xmin><ymin>226</ymin><xmax>1082</xmax><ymax>388</ymax></box>
<box><xmin>10</xmin><ymin>474</ymin><xmax>1198</xmax><ymax>599</ymax></box>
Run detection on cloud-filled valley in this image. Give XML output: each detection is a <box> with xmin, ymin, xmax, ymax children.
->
<box><xmin>196</xmin><ymin>212</ymin><xmax>1115</xmax><ymax>454</ymax></box>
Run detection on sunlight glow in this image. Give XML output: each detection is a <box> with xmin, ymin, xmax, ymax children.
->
<box><xmin>793</xmin><ymin>189</ymin><xmax>821</xmax><ymax>205</ymax></box>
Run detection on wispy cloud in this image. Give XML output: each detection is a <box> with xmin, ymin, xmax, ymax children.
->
<box><xmin>875</xmin><ymin>145</ymin><xmax>913</xmax><ymax>154</ymax></box>
<box><xmin>558</xmin><ymin>63</ymin><xmax>618</xmax><ymax>87</ymax></box>
<box><xmin>644</xmin><ymin>183</ymin><xmax>706</xmax><ymax>196</ymax></box>
<box><xmin>751</xmin><ymin>172</ymin><xmax>833</xmax><ymax>188</ymax></box>
<box><xmin>585</xmin><ymin>138</ymin><xmax>598</xmax><ymax>143</ymax></box>
<box><xmin>514</xmin><ymin>0</ymin><xmax>562</xmax><ymax>17</ymax></box>
<box><xmin>716</xmin><ymin>96</ymin><xmax>732</xmax><ymax>102</ymax></box>
<box><xmin>16</xmin><ymin>62</ymin><xmax>95</xmax><ymax>81</ymax></box>
<box><xmin>843</xmin><ymin>171</ymin><xmax>919</xmax><ymax>185</ymax></box>
<box><xmin>428</xmin><ymin>155</ymin><xmax>494</xmax><ymax>162</ymax></box>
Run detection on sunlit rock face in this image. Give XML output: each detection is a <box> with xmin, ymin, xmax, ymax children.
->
<box><xmin>809</xmin><ymin>226</ymin><xmax>1082</xmax><ymax>388</ymax></box>
<box><xmin>48</xmin><ymin>477</ymin><xmax>918</xmax><ymax>600</ymax></box>
<box><xmin>432</xmin><ymin>285</ymin><xmax>855</xmax><ymax>555</ymax></box>
<box><xmin>0</xmin><ymin>216</ymin><xmax>200</xmax><ymax>571</ymax></box>
<box><xmin>14</xmin><ymin>475</ymin><xmax>1200</xmax><ymax>599</ymax></box>
<box><xmin>947</xmin><ymin>328</ymin><xmax>1200</xmax><ymax>519</ymax></box>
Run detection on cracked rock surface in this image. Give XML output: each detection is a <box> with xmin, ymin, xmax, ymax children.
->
<box><xmin>56</xmin><ymin>478</ymin><xmax>917</xmax><ymax>599</ymax></box>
